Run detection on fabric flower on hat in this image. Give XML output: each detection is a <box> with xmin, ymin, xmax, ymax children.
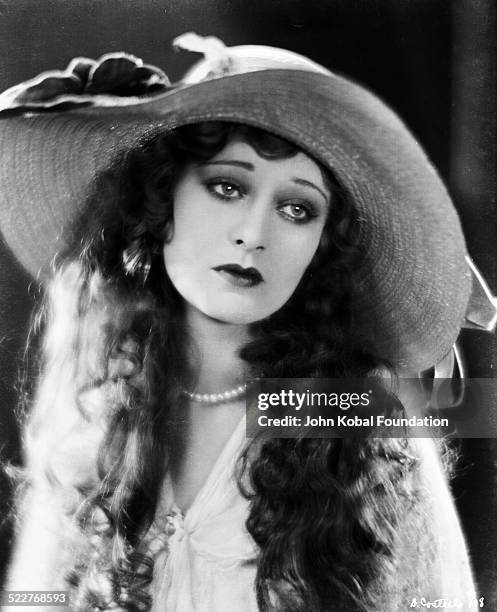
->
<box><xmin>0</xmin><ymin>53</ymin><xmax>171</xmax><ymax>114</ymax></box>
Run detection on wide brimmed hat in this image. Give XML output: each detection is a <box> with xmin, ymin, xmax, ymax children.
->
<box><xmin>0</xmin><ymin>34</ymin><xmax>492</xmax><ymax>372</ymax></box>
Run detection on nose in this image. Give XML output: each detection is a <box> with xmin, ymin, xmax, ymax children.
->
<box><xmin>228</xmin><ymin>199</ymin><xmax>269</xmax><ymax>252</ymax></box>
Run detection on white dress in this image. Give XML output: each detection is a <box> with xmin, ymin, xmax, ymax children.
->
<box><xmin>149</xmin><ymin>417</ymin><xmax>259</xmax><ymax>612</ymax></box>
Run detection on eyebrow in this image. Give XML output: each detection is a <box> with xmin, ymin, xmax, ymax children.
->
<box><xmin>201</xmin><ymin>160</ymin><xmax>329</xmax><ymax>203</ymax></box>
<box><xmin>292</xmin><ymin>178</ymin><xmax>329</xmax><ymax>203</ymax></box>
<box><xmin>201</xmin><ymin>160</ymin><xmax>254</xmax><ymax>170</ymax></box>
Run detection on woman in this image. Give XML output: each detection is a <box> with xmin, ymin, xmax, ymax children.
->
<box><xmin>1</xmin><ymin>36</ymin><xmax>479</xmax><ymax>610</ymax></box>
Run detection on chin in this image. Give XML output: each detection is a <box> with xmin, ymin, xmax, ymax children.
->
<box><xmin>183</xmin><ymin>289</ymin><xmax>289</xmax><ymax>325</ymax></box>
<box><xmin>204</xmin><ymin>308</ymin><xmax>266</xmax><ymax>326</ymax></box>
<box><xmin>196</xmin><ymin>297</ymin><xmax>276</xmax><ymax>326</ymax></box>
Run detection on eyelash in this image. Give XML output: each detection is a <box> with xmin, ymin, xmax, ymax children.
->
<box><xmin>279</xmin><ymin>202</ymin><xmax>318</xmax><ymax>224</ymax></box>
<box><xmin>205</xmin><ymin>179</ymin><xmax>243</xmax><ymax>201</ymax></box>
<box><xmin>204</xmin><ymin>179</ymin><xmax>318</xmax><ymax>224</ymax></box>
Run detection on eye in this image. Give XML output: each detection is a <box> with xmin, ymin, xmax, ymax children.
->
<box><xmin>278</xmin><ymin>202</ymin><xmax>316</xmax><ymax>223</ymax></box>
<box><xmin>206</xmin><ymin>180</ymin><xmax>243</xmax><ymax>201</ymax></box>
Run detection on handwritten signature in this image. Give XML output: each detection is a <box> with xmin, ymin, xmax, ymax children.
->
<box><xmin>409</xmin><ymin>597</ymin><xmax>485</xmax><ymax>609</ymax></box>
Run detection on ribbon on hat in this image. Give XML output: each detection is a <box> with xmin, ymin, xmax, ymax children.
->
<box><xmin>463</xmin><ymin>255</ymin><xmax>497</xmax><ymax>332</ymax></box>
<box><xmin>173</xmin><ymin>32</ymin><xmax>233</xmax><ymax>78</ymax></box>
<box><xmin>0</xmin><ymin>53</ymin><xmax>171</xmax><ymax>114</ymax></box>
<box><xmin>435</xmin><ymin>256</ymin><xmax>497</xmax><ymax>377</ymax></box>
<box><xmin>428</xmin><ymin>256</ymin><xmax>496</xmax><ymax>408</ymax></box>
<box><xmin>175</xmin><ymin>32</ymin><xmax>332</xmax><ymax>85</ymax></box>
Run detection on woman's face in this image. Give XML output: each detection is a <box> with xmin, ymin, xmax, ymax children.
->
<box><xmin>163</xmin><ymin>138</ymin><xmax>330</xmax><ymax>325</ymax></box>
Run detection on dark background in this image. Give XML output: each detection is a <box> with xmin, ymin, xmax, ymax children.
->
<box><xmin>0</xmin><ymin>0</ymin><xmax>496</xmax><ymax>603</ymax></box>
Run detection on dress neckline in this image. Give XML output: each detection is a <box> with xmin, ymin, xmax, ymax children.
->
<box><xmin>164</xmin><ymin>413</ymin><xmax>247</xmax><ymax>520</ymax></box>
<box><xmin>149</xmin><ymin>412</ymin><xmax>259</xmax><ymax>612</ymax></box>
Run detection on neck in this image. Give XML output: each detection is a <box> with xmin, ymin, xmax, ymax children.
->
<box><xmin>185</xmin><ymin>305</ymin><xmax>250</xmax><ymax>394</ymax></box>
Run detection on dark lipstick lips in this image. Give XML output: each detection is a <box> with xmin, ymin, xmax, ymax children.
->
<box><xmin>213</xmin><ymin>264</ymin><xmax>264</xmax><ymax>287</ymax></box>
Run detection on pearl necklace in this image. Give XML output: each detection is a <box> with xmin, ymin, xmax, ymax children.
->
<box><xmin>181</xmin><ymin>383</ymin><xmax>247</xmax><ymax>405</ymax></box>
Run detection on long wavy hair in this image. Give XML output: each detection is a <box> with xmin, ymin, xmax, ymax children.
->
<box><xmin>17</xmin><ymin>122</ymin><xmax>420</xmax><ymax>611</ymax></box>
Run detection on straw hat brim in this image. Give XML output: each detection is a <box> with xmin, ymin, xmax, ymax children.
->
<box><xmin>0</xmin><ymin>68</ymin><xmax>471</xmax><ymax>371</ymax></box>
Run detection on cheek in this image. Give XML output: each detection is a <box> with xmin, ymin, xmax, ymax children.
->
<box><xmin>272</xmin><ymin>228</ymin><xmax>324</xmax><ymax>291</ymax></box>
<box><xmin>162</xmin><ymin>200</ymin><xmax>195</xmax><ymax>284</ymax></box>
<box><xmin>163</xmin><ymin>190</ymin><xmax>214</xmax><ymax>264</ymax></box>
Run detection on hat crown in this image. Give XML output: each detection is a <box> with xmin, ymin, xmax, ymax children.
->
<box><xmin>175</xmin><ymin>33</ymin><xmax>331</xmax><ymax>84</ymax></box>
